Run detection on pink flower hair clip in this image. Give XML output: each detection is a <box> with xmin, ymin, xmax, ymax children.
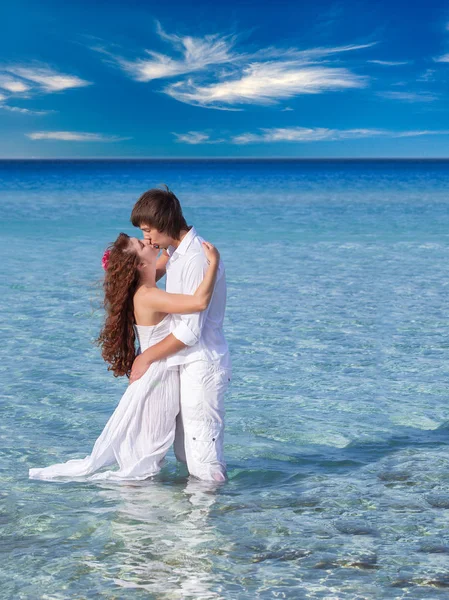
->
<box><xmin>102</xmin><ymin>249</ymin><xmax>111</xmax><ymax>271</ymax></box>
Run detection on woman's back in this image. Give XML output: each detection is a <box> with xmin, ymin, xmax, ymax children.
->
<box><xmin>133</xmin><ymin>285</ymin><xmax>167</xmax><ymax>327</ymax></box>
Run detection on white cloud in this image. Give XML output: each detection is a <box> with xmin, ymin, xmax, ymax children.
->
<box><xmin>0</xmin><ymin>75</ymin><xmax>30</xmax><ymax>92</ymax></box>
<box><xmin>102</xmin><ymin>24</ymin><xmax>373</xmax><ymax>108</ymax></box>
<box><xmin>173</xmin><ymin>131</ymin><xmax>212</xmax><ymax>144</ymax></box>
<box><xmin>173</xmin><ymin>131</ymin><xmax>226</xmax><ymax>144</ymax></box>
<box><xmin>368</xmin><ymin>60</ymin><xmax>410</xmax><ymax>66</ymax></box>
<box><xmin>6</xmin><ymin>67</ymin><xmax>91</xmax><ymax>92</ymax></box>
<box><xmin>1</xmin><ymin>105</ymin><xmax>52</xmax><ymax>115</ymax></box>
<box><xmin>26</xmin><ymin>131</ymin><xmax>129</xmax><ymax>142</ymax></box>
<box><xmin>233</xmin><ymin>127</ymin><xmax>449</xmax><ymax>143</ymax></box>
<box><xmin>232</xmin><ymin>127</ymin><xmax>385</xmax><ymax>144</ymax></box>
<box><xmin>394</xmin><ymin>129</ymin><xmax>449</xmax><ymax>137</ymax></box>
<box><xmin>107</xmin><ymin>23</ymin><xmax>238</xmax><ymax>82</ymax></box>
<box><xmin>377</xmin><ymin>91</ymin><xmax>438</xmax><ymax>102</ymax></box>
<box><xmin>248</xmin><ymin>42</ymin><xmax>376</xmax><ymax>63</ymax></box>
<box><xmin>173</xmin><ymin>126</ymin><xmax>449</xmax><ymax>144</ymax></box>
<box><xmin>434</xmin><ymin>53</ymin><xmax>449</xmax><ymax>63</ymax></box>
<box><xmin>165</xmin><ymin>62</ymin><xmax>367</xmax><ymax>108</ymax></box>
<box><xmin>417</xmin><ymin>69</ymin><xmax>436</xmax><ymax>82</ymax></box>
<box><xmin>0</xmin><ymin>65</ymin><xmax>91</xmax><ymax>115</ymax></box>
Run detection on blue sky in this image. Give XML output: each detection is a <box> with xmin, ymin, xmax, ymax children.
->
<box><xmin>2</xmin><ymin>0</ymin><xmax>449</xmax><ymax>158</ymax></box>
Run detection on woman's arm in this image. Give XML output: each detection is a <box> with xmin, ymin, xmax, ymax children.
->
<box><xmin>144</xmin><ymin>242</ymin><xmax>220</xmax><ymax>314</ymax></box>
<box><xmin>155</xmin><ymin>250</ymin><xmax>170</xmax><ymax>282</ymax></box>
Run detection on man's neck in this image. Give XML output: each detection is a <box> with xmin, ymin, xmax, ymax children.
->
<box><xmin>171</xmin><ymin>227</ymin><xmax>191</xmax><ymax>249</ymax></box>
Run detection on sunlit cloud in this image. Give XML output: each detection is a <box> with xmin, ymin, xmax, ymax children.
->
<box><xmin>26</xmin><ymin>131</ymin><xmax>129</xmax><ymax>142</ymax></box>
<box><xmin>0</xmin><ymin>75</ymin><xmax>30</xmax><ymax>92</ymax></box>
<box><xmin>232</xmin><ymin>127</ymin><xmax>384</xmax><ymax>144</ymax></box>
<box><xmin>1</xmin><ymin>105</ymin><xmax>52</xmax><ymax>115</ymax></box>
<box><xmin>377</xmin><ymin>91</ymin><xmax>438</xmax><ymax>102</ymax></box>
<box><xmin>173</xmin><ymin>131</ymin><xmax>211</xmax><ymax>144</ymax></box>
<box><xmin>394</xmin><ymin>129</ymin><xmax>449</xmax><ymax>137</ymax></box>
<box><xmin>0</xmin><ymin>65</ymin><xmax>91</xmax><ymax>115</ymax></box>
<box><xmin>434</xmin><ymin>53</ymin><xmax>449</xmax><ymax>63</ymax></box>
<box><xmin>368</xmin><ymin>60</ymin><xmax>410</xmax><ymax>66</ymax></box>
<box><xmin>166</xmin><ymin>62</ymin><xmax>367</xmax><ymax>108</ymax></box>
<box><xmin>173</xmin><ymin>131</ymin><xmax>226</xmax><ymax>144</ymax></box>
<box><xmin>102</xmin><ymin>23</ymin><xmax>374</xmax><ymax>109</ymax></box>
<box><xmin>5</xmin><ymin>66</ymin><xmax>91</xmax><ymax>92</ymax></box>
<box><xmin>248</xmin><ymin>42</ymin><xmax>376</xmax><ymax>63</ymax></box>
<box><xmin>101</xmin><ymin>22</ymin><xmax>238</xmax><ymax>82</ymax></box>
<box><xmin>233</xmin><ymin>127</ymin><xmax>449</xmax><ymax>143</ymax></box>
<box><xmin>417</xmin><ymin>69</ymin><xmax>436</xmax><ymax>82</ymax></box>
<box><xmin>173</xmin><ymin>126</ymin><xmax>449</xmax><ymax>144</ymax></box>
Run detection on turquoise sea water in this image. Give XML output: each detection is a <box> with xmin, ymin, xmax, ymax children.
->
<box><xmin>2</xmin><ymin>159</ymin><xmax>449</xmax><ymax>599</ymax></box>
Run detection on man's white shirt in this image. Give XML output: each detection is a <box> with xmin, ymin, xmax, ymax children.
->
<box><xmin>165</xmin><ymin>226</ymin><xmax>231</xmax><ymax>370</ymax></box>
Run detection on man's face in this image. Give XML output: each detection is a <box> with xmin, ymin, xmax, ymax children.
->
<box><xmin>139</xmin><ymin>224</ymin><xmax>173</xmax><ymax>250</ymax></box>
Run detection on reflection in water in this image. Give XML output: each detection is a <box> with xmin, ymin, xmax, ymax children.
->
<box><xmin>84</xmin><ymin>477</ymin><xmax>225</xmax><ymax>599</ymax></box>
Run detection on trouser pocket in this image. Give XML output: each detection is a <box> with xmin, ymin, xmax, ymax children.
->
<box><xmin>186</xmin><ymin>419</ymin><xmax>224</xmax><ymax>468</ymax></box>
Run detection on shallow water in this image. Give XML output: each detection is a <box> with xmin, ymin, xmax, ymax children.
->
<box><xmin>2</xmin><ymin>159</ymin><xmax>449</xmax><ymax>598</ymax></box>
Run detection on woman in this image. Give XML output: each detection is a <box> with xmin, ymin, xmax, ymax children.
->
<box><xmin>29</xmin><ymin>233</ymin><xmax>220</xmax><ymax>482</ymax></box>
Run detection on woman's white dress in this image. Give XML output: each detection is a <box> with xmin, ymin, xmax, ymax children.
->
<box><xmin>29</xmin><ymin>315</ymin><xmax>179</xmax><ymax>482</ymax></box>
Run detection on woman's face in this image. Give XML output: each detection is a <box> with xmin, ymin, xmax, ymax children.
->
<box><xmin>129</xmin><ymin>237</ymin><xmax>159</xmax><ymax>265</ymax></box>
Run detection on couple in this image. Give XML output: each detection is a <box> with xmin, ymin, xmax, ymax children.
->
<box><xmin>29</xmin><ymin>186</ymin><xmax>231</xmax><ymax>483</ymax></box>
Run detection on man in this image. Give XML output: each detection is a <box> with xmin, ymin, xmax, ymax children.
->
<box><xmin>129</xmin><ymin>186</ymin><xmax>231</xmax><ymax>482</ymax></box>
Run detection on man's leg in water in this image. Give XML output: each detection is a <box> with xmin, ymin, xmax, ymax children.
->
<box><xmin>179</xmin><ymin>361</ymin><xmax>231</xmax><ymax>482</ymax></box>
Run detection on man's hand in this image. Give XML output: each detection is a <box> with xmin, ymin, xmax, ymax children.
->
<box><xmin>129</xmin><ymin>353</ymin><xmax>152</xmax><ymax>384</ymax></box>
<box><xmin>128</xmin><ymin>333</ymin><xmax>186</xmax><ymax>385</ymax></box>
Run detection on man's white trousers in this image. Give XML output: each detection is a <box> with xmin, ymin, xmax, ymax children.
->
<box><xmin>174</xmin><ymin>361</ymin><xmax>231</xmax><ymax>481</ymax></box>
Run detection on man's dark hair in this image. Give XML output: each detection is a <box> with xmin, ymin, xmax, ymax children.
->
<box><xmin>131</xmin><ymin>185</ymin><xmax>188</xmax><ymax>239</ymax></box>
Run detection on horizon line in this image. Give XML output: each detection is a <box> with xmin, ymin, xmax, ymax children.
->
<box><xmin>2</xmin><ymin>157</ymin><xmax>449</xmax><ymax>161</ymax></box>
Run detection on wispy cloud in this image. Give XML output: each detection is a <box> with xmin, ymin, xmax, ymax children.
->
<box><xmin>0</xmin><ymin>75</ymin><xmax>31</xmax><ymax>92</ymax></box>
<box><xmin>434</xmin><ymin>22</ymin><xmax>449</xmax><ymax>63</ymax></box>
<box><xmin>377</xmin><ymin>91</ymin><xmax>438</xmax><ymax>102</ymax></box>
<box><xmin>1</xmin><ymin>105</ymin><xmax>52</xmax><ymax>115</ymax></box>
<box><xmin>5</xmin><ymin>66</ymin><xmax>91</xmax><ymax>92</ymax></box>
<box><xmin>235</xmin><ymin>127</ymin><xmax>449</xmax><ymax>143</ymax></box>
<box><xmin>434</xmin><ymin>53</ymin><xmax>449</xmax><ymax>63</ymax></box>
<box><xmin>26</xmin><ymin>131</ymin><xmax>129</xmax><ymax>142</ymax></box>
<box><xmin>166</xmin><ymin>62</ymin><xmax>367</xmax><ymax>108</ymax></box>
<box><xmin>99</xmin><ymin>22</ymin><xmax>238</xmax><ymax>82</ymax></box>
<box><xmin>368</xmin><ymin>60</ymin><xmax>410</xmax><ymax>66</ymax></box>
<box><xmin>102</xmin><ymin>24</ymin><xmax>374</xmax><ymax>109</ymax></box>
<box><xmin>417</xmin><ymin>69</ymin><xmax>437</xmax><ymax>82</ymax></box>
<box><xmin>248</xmin><ymin>42</ymin><xmax>376</xmax><ymax>63</ymax></box>
<box><xmin>394</xmin><ymin>129</ymin><xmax>449</xmax><ymax>137</ymax></box>
<box><xmin>173</xmin><ymin>126</ymin><xmax>449</xmax><ymax>144</ymax></box>
<box><xmin>173</xmin><ymin>131</ymin><xmax>213</xmax><ymax>144</ymax></box>
<box><xmin>0</xmin><ymin>65</ymin><xmax>91</xmax><ymax>115</ymax></box>
<box><xmin>173</xmin><ymin>130</ymin><xmax>226</xmax><ymax>144</ymax></box>
<box><xmin>232</xmin><ymin>127</ymin><xmax>384</xmax><ymax>144</ymax></box>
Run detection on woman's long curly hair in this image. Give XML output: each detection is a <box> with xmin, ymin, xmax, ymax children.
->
<box><xmin>97</xmin><ymin>233</ymin><xmax>139</xmax><ymax>377</ymax></box>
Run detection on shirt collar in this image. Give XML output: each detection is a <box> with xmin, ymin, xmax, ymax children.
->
<box><xmin>167</xmin><ymin>226</ymin><xmax>197</xmax><ymax>258</ymax></box>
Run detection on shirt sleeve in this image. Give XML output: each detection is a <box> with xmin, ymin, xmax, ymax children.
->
<box><xmin>171</xmin><ymin>253</ymin><xmax>211</xmax><ymax>347</ymax></box>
